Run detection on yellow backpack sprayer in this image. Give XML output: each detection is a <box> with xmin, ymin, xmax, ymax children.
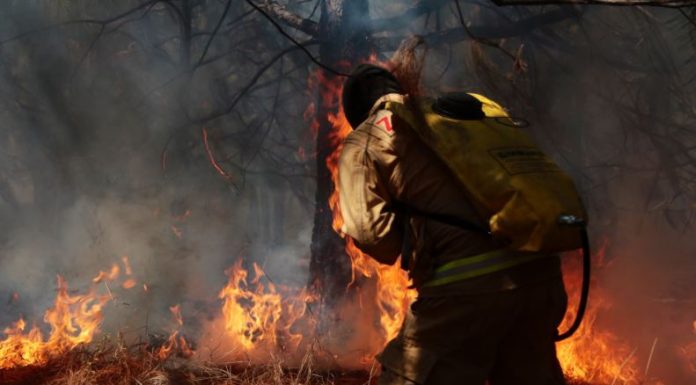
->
<box><xmin>386</xmin><ymin>92</ymin><xmax>590</xmax><ymax>341</ymax></box>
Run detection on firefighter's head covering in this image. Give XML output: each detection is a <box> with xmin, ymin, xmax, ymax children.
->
<box><xmin>342</xmin><ymin>64</ymin><xmax>403</xmax><ymax>129</ymax></box>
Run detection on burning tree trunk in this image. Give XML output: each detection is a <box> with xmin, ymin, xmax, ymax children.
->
<box><xmin>308</xmin><ymin>0</ymin><xmax>372</xmax><ymax>301</ymax></box>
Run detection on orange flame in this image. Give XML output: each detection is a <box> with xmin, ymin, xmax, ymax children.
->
<box><xmin>311</xmin><ymin>64</ymin><xmax>417</xmax><ymax>348</ymax></box>
<box><xmin>679</xmin><ymin>320</ymin><xmax>696</xmax><ymax>373</ymax></box>
<box><xmin>556</xmin><ymin>244</ymin><xmax>647</xmax><ymax>384</ymax></box>
<box><xmin>0</xmin><ymin>259</ymin><xmax>142</xmax><ymax>369</ymax></box>
<box><xmin>92</xmin><ymin>263</ymin><xmax>120</xmax><ymax>284</ymax></box>
<box><xmin>119</xmin><ymin>256</ymin><xmax>137</xmax><ymax>289</ymax></box>
<box><xmin>0</xmin><ymin>275</ymin><xmax>111</xmax><ymax>369</ymax></box>
<box><xmin>156</xmin><ymin>304</ymin><xmax>193</xmax><ymax>360</ymax></box>
<box><xmin>216</xmin><ymin>260</ymin><xmax>317</xmax><ymax>360</ymax></box>
<box><xmin>122</xmin><ymin>279</ymin><xmax>136</xmax><ymax>290</ymax></box>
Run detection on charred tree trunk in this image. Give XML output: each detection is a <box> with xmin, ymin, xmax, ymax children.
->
<box><xmin>309</xmin><ymin>0</ymin><xmax>372</xmax><ymax>302</ymax></box>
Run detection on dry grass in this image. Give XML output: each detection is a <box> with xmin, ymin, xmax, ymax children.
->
<box><xmin>0</xmin><ymin>338</ymin><xmax>606</xmax><ymax>385</ymax></box>
<box><xmin>0</xmin><ymin>338</ymin><xmax>373</xmax><ymax>385</ymax></box>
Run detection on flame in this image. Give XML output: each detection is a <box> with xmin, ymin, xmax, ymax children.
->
<box><xmin>201</xmin><ymin>61</ymin><xmax>410</xmax><ymax>366</ymax></box>
<box><xmin>120</xmin><ymin>256</ymin><xmax>137</xmax><ymax>289</ymax></box>
<box><xmin>92</xmin><ymin>263</ymin><xmax>120</xmax><ymax>284</ymax></box>
<box><xmin>556</xmin><ymin>244</ymin><xmax>648</xmax><ymax>384</ymax></box>
<box><xmin>0</xmin><ymin>259</ymin><xmax>142</xmax><ymax>369</ymax></box>
<box><xmin>216</xmin><ymin>260</ymin><xmax>316</xmax><ymax>359</ymax></box>
<box><xmin>156</xmin><ymin>304</ymin><xmax>193</xmax><ymax>360</ymax></box>
<box><xmin>679</xmin><ymin>320</ymin><xmax>696</xmax><ymax>373</ymax></box>
<box><xmin>311</xmin><ymin>65</ymin><xmax>417</xmax><ymax>348</ymax></box>
<box><xmin>0</xmin><ymin>275</ymin><xmax>111</xmax><ymax>369</ymax></box>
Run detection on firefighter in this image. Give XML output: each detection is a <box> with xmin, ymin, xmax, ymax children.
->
<box><xmin>338</xmin><ymin>63</ymin><xmax>569</xmax><ymax>385</ymax></box>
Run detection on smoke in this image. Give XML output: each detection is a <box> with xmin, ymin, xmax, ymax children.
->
<box><xmin>0</xmin><ymin>0</ymin><xmax>314</xmax><ymax>341</ymax></box>
<box><xmin>0</xmin><ymin>0</ymin><xmax>694</xmax><ymax>381</ymax></box>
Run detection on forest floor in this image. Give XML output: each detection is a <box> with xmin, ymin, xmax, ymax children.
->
<box><xmin>0</xmin><ymin>344</ymin><xmax>369</xmax><ymax>385</ymax></box>
<box><xmin>0</xmin><ymin>345</ymin><xmax>592</xmax><ymax>385</ymax></box>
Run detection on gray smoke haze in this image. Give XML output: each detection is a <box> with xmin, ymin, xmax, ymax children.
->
<box><xmin>0</xmin><ymin>0</ymin><xmax>315</xmax><ymax>339</ymax></box>
<box><xmin>0</xmin><ymin>0</ymin><xmax>694</xmax><ymax>381</ymax></box>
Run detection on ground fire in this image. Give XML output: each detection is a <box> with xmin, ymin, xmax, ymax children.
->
<box><xmin>0</xmin><ymin>249</ymin><xmax>693</xmax><ymax>384</ymax></box>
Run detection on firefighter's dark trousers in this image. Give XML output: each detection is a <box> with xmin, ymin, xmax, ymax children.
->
<box><xmin>377</xmin><ymin>276</ymin><xmax>568</xmax><ymax>385</ymax></box>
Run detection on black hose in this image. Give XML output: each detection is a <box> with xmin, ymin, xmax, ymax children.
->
<box><xmin>555</xmin><ymin>227</ymin><xmax>591</xmax><ymax>341</ymax></box>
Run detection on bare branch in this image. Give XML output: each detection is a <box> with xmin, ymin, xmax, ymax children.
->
<box><xmin>256</xmin><ymin>0</ymin><xmax>319</xmax><ymax>36</ymax></box>
<box><xmin>245</xmin><ymin>0</ymin><xmax>348</xmax><ymax>76</ymax></box>
<box><xmin>453</xmin><ymin>0</ymin><xmax>519</xmax><ymax>62</ymax></box>
<box><xmin>196</xmin><ymin>0</ymin><xmax>233</xmax><ymax>67</ymax></box>
<box><xmin>193</xmin><ymin>41</ymin><xmax>319</xmax><ymax>125</ymax></box>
